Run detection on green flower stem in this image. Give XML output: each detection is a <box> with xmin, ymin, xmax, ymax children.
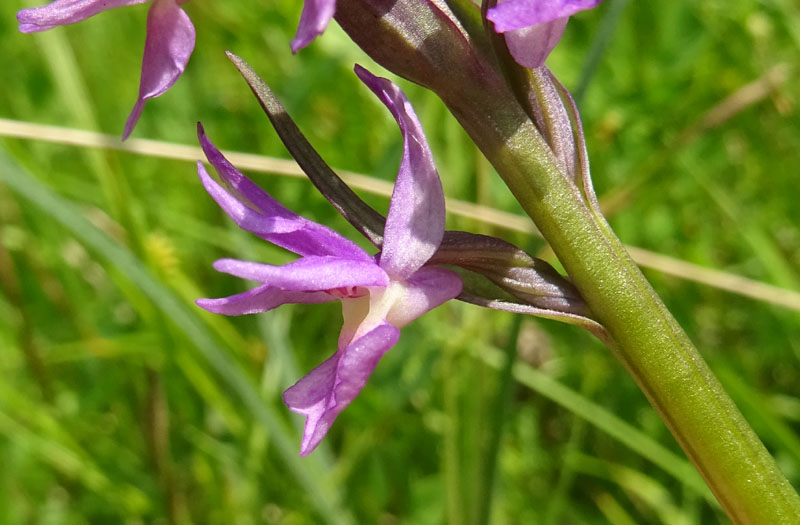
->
<box><xmin>436</xmin><ymin>73</ymin><xmax>800</xmax><ymax>523</ymax></box>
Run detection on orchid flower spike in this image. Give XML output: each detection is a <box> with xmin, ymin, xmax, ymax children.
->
<box><xmin>195</xmin><ymin>66</ymin><xmax>462</xmax><ymax>456</ymax></box>
<box><xmin>487</xmin><ymin>0</ymin><xmax>602</xmax><ymax>68</ymax></box>
<box><xmin>17</xmin><ymin>0</ymin><xmax>196</xmax><ymax>139</ymax></box>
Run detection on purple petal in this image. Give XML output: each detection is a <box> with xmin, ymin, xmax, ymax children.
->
<box><xmin>504</xmin><ymin>18</ymin><xmax>569</xmax><ymax>69</ymax></box>
<box><xmin>283</xmin><ymin>321</ymin><xmax>400</xmax><ymax>456</ymax></box>
<box><xmin>123</xmin><ymin>0</ymin><xmax>195</xmax><ymax>139</ymax></box>
<box><xmin>212</xmin><ymin>256</ymin><xmax>389</xmax><ymax>291</ymax></box>
<box><xmin>354</xmin><ymin>66</ymin><xmax>445</xmax><ymax>279</ymax></box>
<box><xmin>196</xmin><ymin>284</ymin><xmax>334</xmax><ymax>315</ymax></box>
<box><xmin>197</xmin><ymin>125</ymin><xmax>373</xmax><ymax>261</ymax></box>
<box><xmin>198</xmin><ymin>163</ymin><xmax>304</xmax><ymax>234</ymax></box>
<box><xmin>385</xmin><ymin>267</ymin><xmax>462</xmax><ymax>328</ymax></box>
<box><xmin>290</xmin><ymin>0</ymin><xmax>337</xmax><ymax>52</ymax></box>
<box><xmin>487</xmin><ymin>0</ymin><xmax>601</xmax><ymax>32</ymax></box>
<box><xmin>17</xmin><ymin>0</ymin><xmax>148</xmax><ymax>33</ymax></box>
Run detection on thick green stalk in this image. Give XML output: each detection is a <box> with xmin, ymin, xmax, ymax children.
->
<box><xmin>437</xmin><ymin>73</ymin><xmax>800</xmax><ymax>525</ymax></box>
<box><xmin>333</xmin><ymin>0</ymin><xmax>800</xmax><ymax>520</ymax></box>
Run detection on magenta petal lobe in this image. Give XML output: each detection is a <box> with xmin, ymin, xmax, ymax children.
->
<box><xmin>290</xmin><ymin>0</ymin><xmax>337</xmax><ymax>52</ymax></box>
<box><xmin>196</xmin><ymin>285</ymin><xmax>334</xmax><ymax>316</ymax></box>
<box><xmin>17</xmin><ymin>0</ymin><xmax>148</xmax><ymax>33</ymax></box>
<box><xmin>505</xmin><ymin>17</ymin><xmax>569</xmax><ymax>69</ymax></box>
<box><xmin>488</xmin><ymin>0</ymin><xmax>601</xmax><ymax>32</ymax></box>
<box><xmin>212</xmin><ymin>257</ymin><xmax>389</xmax><ymax>291</ymax></box>
<box><xmin>123</xmin><ymin>0</ymin><xmax>195</xmax><ymax>139</ymax></box>
<box><xmin>487</xmin><ymin>0</ymin><xmax>601</xmax><ymax>68</ymax></box>
<box><xmin>283</xmin><ymin>321</ymin><xmax>400</xmax><ymax>456</ymax></box>
<box><xmin>197</xmin><ymin>127</ymin><xmax>374</xmax><ymax>261</ymax></box>
<box><xmin>386</xmin><ymin>267</ymin><xmax>462</xmax><ymax>328</ymax></box>
<box><xmin>197</xmin><ymin>163</ymin><xmax>306</xmax><ymax>235</ymax></box>
<box><xmin>355</xmin><ymin>66</ymin><xmax>446</xmax><ymax>279</ymax></box>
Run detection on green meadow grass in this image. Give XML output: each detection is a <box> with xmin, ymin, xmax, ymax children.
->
<box><xmin>0</xmin><ymin>0</ymin><xmax>799</xmax><ymax>523</ymax></box>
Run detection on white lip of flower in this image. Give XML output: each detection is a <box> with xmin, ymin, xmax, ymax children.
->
<box><xmin>339</xmin><ymin>281</ymin><xmax>412</xmax><ymax>348</ymax></box>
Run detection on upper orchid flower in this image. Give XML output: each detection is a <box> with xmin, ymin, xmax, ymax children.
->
<box><xmin>195</xmin><ymin>65</ymin><xmax>462</xmax><ymax>456</ymax></box>
<box><xmin>17</xmin><ymin>0</ymin><xmax>196</xmax><ymax>139</ymax></box>
<box><xmin>487</xmin><ymin>0</ymin><xmax>602</xmax><ymax>68</ymax></box>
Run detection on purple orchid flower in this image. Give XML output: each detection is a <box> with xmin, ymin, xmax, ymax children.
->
<box><xmin>195</xmin><ymin>66</ymin><xmax>462</xmax><ymax>456</ymax></box>
<box><xmin>487</xmin><ymin>0</ymin><xmax>602</xmax><ymax>68</ymax></box>
<box><xmin>17</xmin><ymin>0</ymin><xmax>196</xmax><ymax>139</ymax></box>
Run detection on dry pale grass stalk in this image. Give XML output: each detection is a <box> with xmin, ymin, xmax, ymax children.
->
<box><xmin>1</xmin><ymin>117</ymin><xmax>798</xmax><ymax>313</ymax></box>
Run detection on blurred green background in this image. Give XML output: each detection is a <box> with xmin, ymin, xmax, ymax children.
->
<box><xmin>1</xmin><ymin>0</ymin><xmax>799</xmax><ymax>523</ymax></box>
